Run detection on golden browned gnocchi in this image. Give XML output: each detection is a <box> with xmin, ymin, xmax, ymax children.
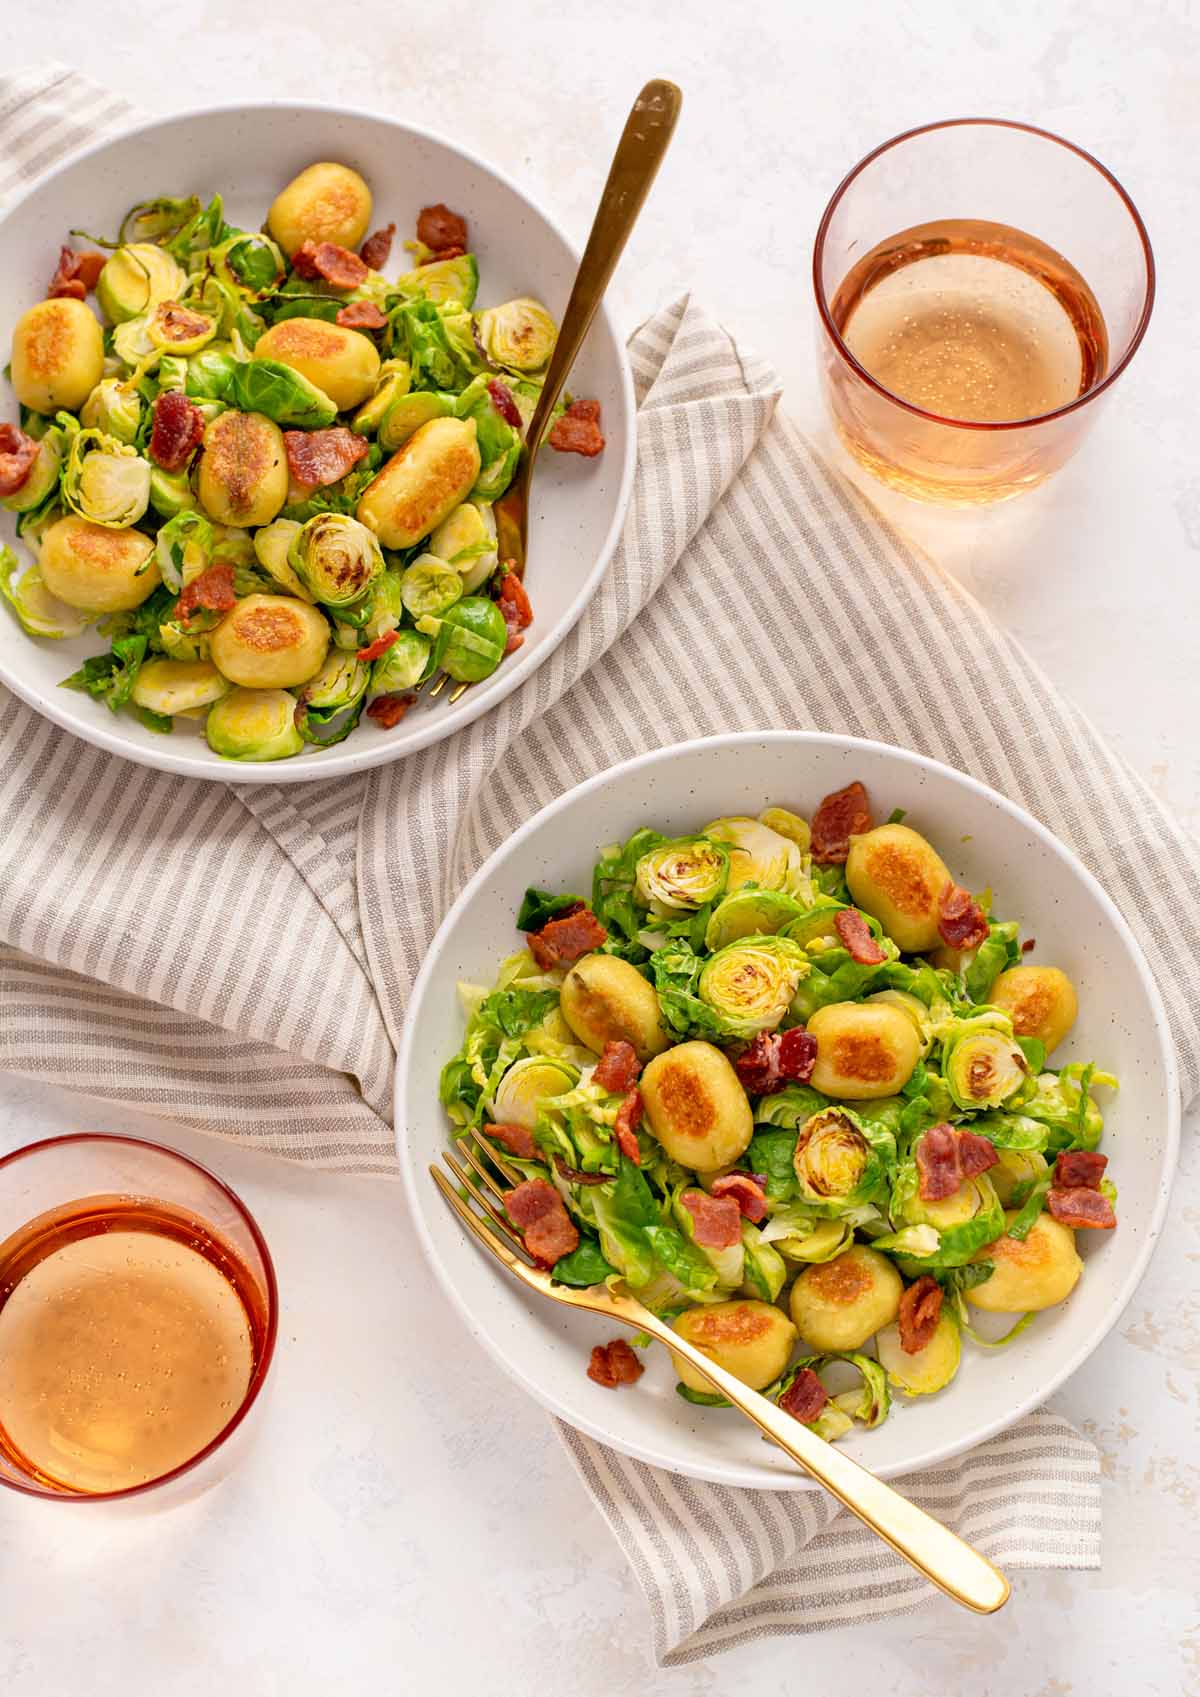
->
<box><xmin>968</xmin><ymin>1212</ymin><xmax>1082</xmax><ymax>1312</ymax></box>
<box><xmin>559</xmin><ymin>954</ymin><xmax>670</xmax><ymax>1062</ymax></box>
<box><xmin>807</xmin><ymin>1000</ymin><xmax>921</xmax><ymax>1098</ymax></box>
<box><xmin>356</xmin><ymin>417</ymin><xmax>481</xmax><ymax>550</ymax></box>
<box><xmin>670</xmin><ymin>1300</ymin><xmax>798</xmax><ymax>1393</ymax></box>
<box><xmin>197</xmin><ymin>411</ymin><xmax>288</xmax><ymax>528</ymax></box>
<box><xmin>641</xmin><ymin>1040</ymin><xmax>754</xmax><ymax>1171</ymax></box>
<box><xmin>39</xmin><ymin>515</ymin><xmax>159</xmax><ymax>612</ymax></box>
<box><xmin>789</xmin><ymin>1244</ymin><xmax>902</xmax><ymax>1352</ymax></box>
<box><xmin>254</xmin><ymin>318</ymin><xmax>380</xmax><ymax>412</ymax></box>
<box><xmin>209</xmin><ymin>594</ymin><xmax>330</xmax><ymax>689</ymax></box>
<box><xmin>11</xmin><ymin>297</ymin><xmax>105</xmax><ymax>414</ymax></box>
<box><xmin>845</xmin><ymin>822</ymin><xmax>952</xmax><ymax>952</ymax></box>
<box><xmin>266</xmin><ymin>162</ymin><xmax>373</xmax><ymax>258</ymax></box>
<box><xmin>988</xmin><ymin>965</ymin><xmax>1079</xmax><ymax>1055</ymax></box>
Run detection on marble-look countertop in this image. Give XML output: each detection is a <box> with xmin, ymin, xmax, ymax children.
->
<box><xmin>1</xmin><ymin>4</ymin><xmax>1197</xmax><ymax>1693</ymax></box>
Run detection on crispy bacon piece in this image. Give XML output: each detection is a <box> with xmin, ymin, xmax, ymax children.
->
<box><xmin>495</xmin><ymin>569</ymin><xmax>533</xmax><ymax>657</ymax></box>
<box><xmin>0</xmin><ymin>423</ymin><xmax>39</xmax><ymax>497</ymax></box>
<box><xmin>47</xmin><ymin>244</ymin><xmax>106</xmax><ymax>299</ymax></box>
<box><xmin>526</xmin><ymin>903</ymin><xmax>607</xmax><ymax>970</ymax></box>
<box><xmin>834</xmin><ymin>908</ymin><xmax>887</xmax><ymax>965</ymax></box>
<box><xmin>290</xmin><ymin>240</ymin><xmax>369</xmax><ymax>289</ymax></box>
<box><xmin>1054</xmin><ymin>1150</ymin><xmax>1107</xmax><ymax>1189</ymax></box>
<box><xmin>506</xmin><ymin>1177</ymin><xmax>580</xmax><ymax>1266</ymax></box>
<box><xmin>915</xmin><ymin>1123</ymin><xmax>963</xmax><ymax>1202</ymax></box>
<box><xmin>484</xmin><ymin>1121</ymin><xmax>536</xmax><ymax>1161</ymax></box>
<box><xmin>547</xmin><ymin>398</ymin><xmax>605</xmax><ymax>458</ymax></box>
<box><xmin>365</xmin><ymin>692</ymin><xmax>417</xmax><ymax>729</ymax></box>
<box><xmin>733</xmin><ymin>1027</ymin><xmax>817</xmax><ymax>1095</ymax></box>
<box><xmin>779</xmin><ymin>1367</ymin><xmax>829</xmax><ymax>1425</ymax></box>
<box><xmin>355</xmin><ymin>629</ymin><xmax>399</xmax><ymax>663</ymax></box>
<box><xmin>957</xmin><ymin>1129</ymin><xmax>999</xmax><ymax>1180</ymax></box>
<box><xmin>587</xmin><ymin>1338</ymin><xmax>644</xmax><ymax>1388</ymax></box>
<box><xmin>710</xmin><ymin>1172</ymin><xmax>768</xmax><ymax>1224</ymax></box>
<box><xmin>336</xmin><ymin>300</ymin><xmax>388</xmax><ymax>330</ymax></box>
<box><xmin>593</xmin><ymin>1039</ymin><xmax>641</xmax><ymax>1093</ymax></box>
<box><xmin>553</xmin><ymin>1155</ymin><xmax>609</xmax><ymax>1187</ymax></box>
<box><xmin>937</xmin><ymin>882</ymin><xmax>990</xmax><ymax>951</ymax></box>
<box><xmin>359</xmin><ymin>223</ymin><xmax>396</xmax><ymax>271</ymax></box>
<box><xmin>283</xmin><ymin>426</ymin><xmax>368</xmax><ymax>492</ymax></box>
<box><xmin>1021</xmin><ymin>937</ymin><xmax>1037</xmax><ymax>955</ymax></box>
<box><xmin>1047</xmin><ymin>1187</ymin><xmax>1116</xmax><ymax>1230</ymax></box>
<box><xmin>680</xmin><ymin>1189</ymin><xmax>742</xmax><ymax>1249</ymax></box>
<box><xmin>898</xmin><ymin>1275</ymin><xmax>943</xmax><ymax>1355</ymax></box>
<box><xmin>487</xmin><ymin>379</ymin><xmax>523</xmax><ymax>429</ymax></box>
<box><xmin>423</xmin><ymin>243</ymin><xmax>466</xmax><ymax>264</ymax></box>
<box><xmin>417</xmin><ymin>203</ymin><xmax>468</xmax><ymax>253</ymax></box>
<box><xmin>614</xmin><ymin>1089</ymin><xmax>643</xmax><ymax>1165</ymax></box>
<box><xmin>810</xmin><ymin>781</ymin><xmax>872</xmax><ymax>864</ymax></box>
<box><xmin>149</xmin><ymin>390</ymin><xmax>205</xmax><ymax>473</ymax></box>
<box><xmin>177</xmin><ymin>562</ymin><xmax>236</xmax><ymax>627</ymax></box>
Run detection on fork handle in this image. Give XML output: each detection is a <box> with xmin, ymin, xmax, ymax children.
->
<box><xmin>524</xmin><ymin>79</ymin><xmax>682</xmax><ymax>456</ymax></box>
<box><xmin>633</xmin><ymin>1313</ymin><xmax>1010</xmax><ymax>1615</ymax></box>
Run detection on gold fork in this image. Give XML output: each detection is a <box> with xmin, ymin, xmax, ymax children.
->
<box><xmin>432</xmin><ymin>1134</ymin><xmax>1010</xmax><ymax>1615</ymax></box>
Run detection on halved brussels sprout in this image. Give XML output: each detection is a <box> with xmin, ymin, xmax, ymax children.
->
<box><xmin>739</xmin><ymin>1221</ymin><xmax>787</xmax><ymax>1303</ymax></box>
<box><xmin>758</xmin><ymin>806</ymin><xmax>811</xmax><ymax>856</ymax></box>
<box><xmin>147</xmin><ymin>300</ymin><xmax>218</xmax><ymax>355</ymax></box>
<box><xmin>418</xmin><ymin>595</ymin><xmax>507</xmax><ymax>684</ymax></box>
<box><xmin>989</xmin><ymin>1147</ymin><xmax>1050</xmax><ymax>1207</ymax></box>
<box><xmin>399</xmin><ymin>554</ymin><xmax>463</xmax><ymax>619</ymax></box>
<box><xmin>148</xmin><ymin>465</ymin><xmax>197</xmax><ymax>519</ymax></box>
<box><xmin>293</xmin><ymin>650</ymin><xmax>370</xmax><ymax>746</ymax></box>
<box><xmin>783</xmin><ymin>897</ymin><xmax>848</xmax><ymax>950</ymax></box>
<box><xmin>876</xmin><ymin>1309</ymin><xmax>961</xmax><ymax>1395</ymax></box>
<box><xmin>159</xmin><ymin>619</ymin><xmax>211</xmax><ymax>663</ymax></box>
<box><xmin>227</xmin><ymin>358</ymin><xmax>337</xmax><ymax>430</ymax></box>
<box><xmin>291</xmin><ymin>512</ymin><xmax>383</xmax><ymax>606</ymax></box>
<box><xmin>792</xmin><ymin>1106</ymin><xmax>893</xmax><ymax>1214</ymax></box>
<box><xmin>888</xmin><ymin>1163</ymin><xmax>1006</xmax><ymax>1272</ymax></box>
<box><xmin>396</xmin><ymin>254</ymin><xmax>479</xmax><ymax>307</ymax></box>
<box><xmin>765</xmin><ymin>1216</ymin><xmax>855</xmax><ymax>1263</ymax></box>
<box><xmin>212</xmin><ymin>230</ymin><xmax>287</xmax><ymax>297</ymax></box>
<box><xmin>490</xmin><ymin>1055</ymin><xmax>580</xmax><ymax>1132</ymax></box>
<box><xmin>698</xmin><ymin>934</ymin><xmax>809</xmax><ymax>1037</ymax></box>
<box><xmin>130</xmin><ymin>658</ymin><xmax>231</xmax><ymax>716</ymax></box>
<box><xmin>63</xmin><ymin>428</ymin><xmax>151</xmax><ymax>528</ymax></box>
<box><xmin>477</xmin><ymin>297</ymin><xmax>557</xmax><ymax>371</ymax></box>
<box><xmin>110</xmin><ymin>314</ymin><xmax>157</xmax><ymax>369</ymax></box>
<box><xmin>97</xmin><ymin>243</ymin><xmax>186</xmax><ymax>324</ymax></box>
<box><xmin>0</xmin><ymin>428</ymin><xmax>65</xmax><ymax>515</ymax></box>
<box><xmin>703</xmin><ymin>815</ymin><xmax>806</xmax><ymax>895</ymax></box>
<box><xmin>635</xmin><ymin>837</ymin><xmax>730</xmax><ymax>915</ymax></box>
<box><xmin>705</xmin><ymin>887</ymin><xmax>804</xmax><ymax>950</ymax></box>
<box><xmin>0</xmin><ymin>546</ymin><xmax>89</xmax><ymax>638</ymax></box>
<box><xmin>79</xmin><ymin>379</ymin><xmax>142</xmax><ymax>444</ymax></box>
<box><xmin>372</xmin><ymin>628</ymin><xmax>432</xmax><ymax>693</ymax></box>
<box><xmin>428</xmin><ymin>500</ymin><xmax>498</xmax><ymax>593</ymax></box>
<box><xmin>352</xmin><ymin>358</ymin><xmax>412</xmax><ymax>436</ymax></box>
<box><xmin>868</xmin><ymin>989</ymin><xmax>934</xmax><ymax>1057</ymax></box>
<box><xmin>943</xmin><ymin>1017</ymin><xmax>1027</xmax><ymax>1110</ymax></box>
<box><xmin>251</xmin><ymin>517</ymin><xmax>311</xmax><ymax>600</ymax></box>
<box><xmin>205</xmin><ymin>686</ymin><xmax>304</xmax><ymax>761</ymax></box>
<box><xmin>379</xmin><ymin>390</ymin><xmax>454</xmax><ymax>453</ymax></box>
<box><xmin>155</xmin><ymin>510</ymin><xmax>213</xmax><ymax>593</ymax></box>
<box><xmin>155</xmin><ymin>355</ymin><xmax>188</xmax><ymax>393</ymax></box>
<box><xmin>186</xmin><ymin>347</ymin><xmax>239</xmax><ymax>403</ymax></box>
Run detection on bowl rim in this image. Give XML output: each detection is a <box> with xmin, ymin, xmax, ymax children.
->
<box><xmin>395</xmin><ymin>729</ymin><xmax>1181</xmax><ymax>1488</ymax></box>
<box><xmin>0</xmin><ymin>99</ymin><xmax>638</xmax><ymax>785</ymax></box>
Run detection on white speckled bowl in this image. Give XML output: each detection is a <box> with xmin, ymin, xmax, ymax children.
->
<box><xmin>0</xmin><ymin>104</ymin><xmax>636</xmax><ymax>783</ymax></box>
<box><xmin>397</xmin><ymin>731</ymin><xmax>1180</xmax><ymax>1487</ymax></box>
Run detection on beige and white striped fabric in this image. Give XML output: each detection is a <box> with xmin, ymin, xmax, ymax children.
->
<box><xmin>3</xmin><ymin>65</ymin><xmax>1199</xmax><ymax>1662</ymax></box>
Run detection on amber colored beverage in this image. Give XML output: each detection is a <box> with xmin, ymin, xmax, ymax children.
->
<box><xmin>0</xmin><ymin>1194</ymin><xmax>270</xmax><ymax>1495</ymax></box>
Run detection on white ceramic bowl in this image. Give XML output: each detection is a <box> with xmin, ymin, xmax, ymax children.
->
<box><xmin>0</xmin><ymin>104</ymin><xmax>636</xmax><ymax>783</ymax></box>
<box><xmin>397</xmin><ymin>732</ymin><xmax>1180</xmax><ymax>1487</ymax></box>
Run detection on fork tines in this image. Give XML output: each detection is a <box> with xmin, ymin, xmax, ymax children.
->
<box><xmin>417</xmin><ymin>671</ymin><xmax>471</xmax><ymax>707</ymax></box>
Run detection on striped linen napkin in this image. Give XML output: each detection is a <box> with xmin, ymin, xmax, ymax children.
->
<box><xmin>3</xmin><ymin>64</ymin><xmax>1199</xmax><ymax>1664</ymax></box>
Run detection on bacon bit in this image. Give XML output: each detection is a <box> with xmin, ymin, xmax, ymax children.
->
<box><xmin>365</xmin><ymin>691</ymin><xmax>417</xmax><ymax>729</ymax></box>
<box><xmin>177</xmin><ymin>561</ymin><xmax>237</xmax><ymax>627</ymax></box>
<box><xmin>47</xmin><ymin>244</ymin><xmax>106</xmax><ymax>299</ymax></box>
<box><xmin>283</xmin><ymin>426</ymin><xmax>368</xmax><ymax>491</ymax></box>
<box><xmin>417</xmin><ymin>203</ymin><xmax>468</xmax><ymax>253</ymax></box>
<box><xmin>680</xmin><ymin>1189</ymin><xmax>742</xmax><ymax>1250</ymax></box>
<box><xmin>1047</xmin><ymin>1187</ymin><xmax>1116</xmax><ymax>1229</ymax></box>
<box><xmin>898</xmin><ymin>1276</ymin><xmax>943</xmax><ymax>1355</ymax></box>
<box><xmin>0</xmin><ymin>423</ymin><xmax>39</xmax><ymax>497</ymax></box>
<box><xmin>593</xmin><ymin>1040</ymin><xmax>641</xmax><ymax>1094</ymax></box>
<box><xmin>506</xmin><ymin>1177</ymin><xmax>580</xmax><ymax>1266</ymax></box>
<box><xmin>495</xmin><ymin>569</ymin><xmax>533</xmax><ymax>660</ymax></box>
<box><xmin>834</xmin><ymin>908</ymin><xmax>887</xmax><ymax>965</ymax></box>
<box><xmin>937</xmin><ymin>882</ymin><xmax>990</xmax><ymax>952</ymax></box>
<box><xmin>1054</xmin><ymin>1150</ymin><xmax>1107</xmax><ymax>1189</ymax></box>
<box><xmin>290</xmin><ymin>240</ymin><xmax>370</xmax><ymax>289</ymax></box>
<box><xmin>553</xmin><ymin>1155</ymin><xmax>610</xmax><ymax>1187</ymax></box>
<box><xmin>810</xmin><ymin>781</ymin><xmax>873</xmax><ymax>864</ymax></box>
<box><xmin>710</xmin><ymin>1172</ymin><xmax>768</xmax><ymax>1224</ymax></box>
<box><xmin>779</xmin><ymin>1367</ymin><xmax>829</xmax><ymax>1425</ymax></box>
<box><xmin>487</xmin><ymin>379</ymin><xmax>523</xmax><ymax>430</ymax></box>
<box><xmin>734</xmin><ymin>1027</ymin><xmax>817</xmax><ymax>1095</ymax></box>
<box><xmin>503</xmin><ymin>628</ymin><xmax>525</xmax><ymax>656</ymax></box>
<box><xmin>75</xmin><ymin>250</ymin><xmax>107</xmax><ymax>289</ymax></box>
<box><xmin>1021</xmin><ymin>937</ymin><xmax>1037</xmax><ymax>954</ymax></box>
<box><xmin>485</xmin><ymin>1121</ymin><xmax>536</xmax><ymax>1161</ymax></box>
<box><xmin>422</xmin><ymin>243</ymin><xmax>466</xmax><ymax>264</ymax></box>
<box><xmin>957</xmin><ymin>1129</ymin><xmax>999</xmax><ymax>1181</ymax></box>
<box><xmin>587</xmin><ymin>1338</ymin><xmax>644</xmax><ymax>1388</ymax></box>
<box><xmin>547</xmin><ymin>398</ymin><xmax>605</xmax><ymax>458</ymax></box>
<box><xmin>526</xmin><ymin>903</ymin><xmax>607</xmax><ymax>970</ymax></box>
<box><xmin>355</xmin><ymin>629</ymin><xmax>399</xmax><ymax>664</ymax></box>
<box><xmin>149</xmin><ymin>390</ymin><xmax>205</xmax><ymax>473</ymax></box>
<box><xmin>614</xmin><ymin>1089</ymin><xmax>643</xmax><ymax>1165</ymax></box>
<box><xmin>336</xmin><ymin>300</ymin><xmax>388</xmax><ymax>330</ymax></box>
<box><xmin>915</xmin><ymin>1123</ymin><xmax>963</xmax><ymax>1202</ymax></box>
<box><xmin>359</xmin><ymin>223</ymin><xmax>396</xmax><ymax>271</ymax></box>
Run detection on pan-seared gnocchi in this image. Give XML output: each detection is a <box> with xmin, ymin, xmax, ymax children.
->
<box><xmin>39</xmin><ymin>515</ymin><xmax>159</xmax><ymax>611</ymax></box>
<box><xmin>253</xmin><ymin>318</ymin><xmax>379</xmax><ymax>413</ymax></box>
<box><xmin>671</xmin><ymin>1301</ymin><xmax>798</xmax><ymax>1393</ymax></box>
<box><xmin>11</xmin><ymin>297</ymin><xmax>104</xmax><ymax>414</ymax></box>
<box><xmin>266</xmin><ymin>162</ymin><xmax>373</xmax><ymax>258</ymax></box>
<box><xmin>845</xmin><ymin>822</ymin><xmax>952</xmax><ymax>953</ymax></box>
<box><xmin>209</xmin><ymin>594</ymin><xmax>330</xmax><ymax>689</ymax></box>
<box><xmin>641</xmin><ymin>1040</ymin><xmax>755</xmax><ymax>1171</ymax></box>
<box><xmin>356</xmin><ymin>417</ymin><xmax>481</xmax><ymax>550</ymax></box>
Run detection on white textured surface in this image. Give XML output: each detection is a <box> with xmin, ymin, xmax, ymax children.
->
<box><xmin>0</xmin><ymin>2</ymin><xmax>1198</xmax><ymax>1691</ymax></box>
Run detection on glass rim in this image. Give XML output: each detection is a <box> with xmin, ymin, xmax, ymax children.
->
<box><xmin>811</xmin><ymin>115</ymin><xmax>1156</xmax><ymax>433</ymax></box>
<box><xmin>0</xmin><ymin>1132</ymin><xmax>279</xmax><ymax>1504</ymax></box>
